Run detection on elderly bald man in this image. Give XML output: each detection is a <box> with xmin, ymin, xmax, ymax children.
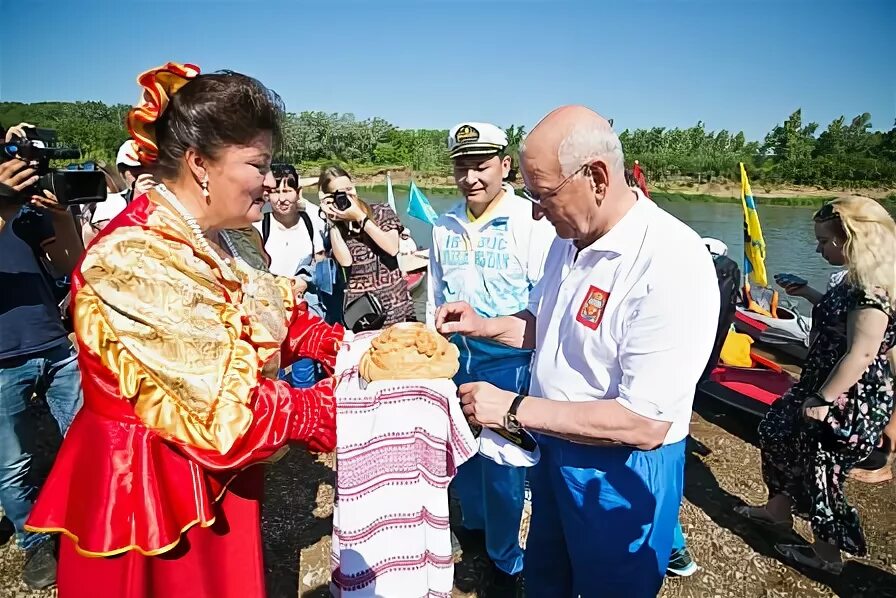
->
<box><xmin>435</xmin><ymin>106</ymin><xmax>719</xmax><ymax>596</ymax></box>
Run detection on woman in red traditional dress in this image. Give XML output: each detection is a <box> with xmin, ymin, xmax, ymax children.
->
<box><xmin>25</xmin><ymin>62</ymin><xmax>343</xmax><ymax>597</ymax></box>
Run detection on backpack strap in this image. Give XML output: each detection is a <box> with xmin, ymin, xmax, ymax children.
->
<box><xmin>262</xmin><ymin>210</ymin><xmax>314</xmax><ymax>248</ymax></box>
<box><xmin>299</xmin><ymin>211</ymin><xmax>315</xmax><ymax>248</ymax></box>
<box><xmin>262</xmin><ymin>212</ymin><xmax>271</xmax><ymax>244</ymax></box>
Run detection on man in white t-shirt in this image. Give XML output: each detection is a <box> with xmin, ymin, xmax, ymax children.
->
<box><xmin>436</xmin><ymin>106</ymin><xmax>719</xmax><ymax>596</ymax></box>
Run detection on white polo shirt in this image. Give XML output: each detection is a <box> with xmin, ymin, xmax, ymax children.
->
<box><xmin>528</xmin><ymin>192</ymin><xmax>719</xmax><ymax>445</ymax></box>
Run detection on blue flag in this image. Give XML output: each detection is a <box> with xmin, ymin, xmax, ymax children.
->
<box><xmin>407</xmin><ymin>181</ymin><xmax>438</xmax><ymax>225</ymax></box>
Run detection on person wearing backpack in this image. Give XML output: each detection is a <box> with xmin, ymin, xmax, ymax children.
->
<box><xmin>255</xmin><ymin>165</ymin><xmax>327</xmax><ymax>388</ymax></box>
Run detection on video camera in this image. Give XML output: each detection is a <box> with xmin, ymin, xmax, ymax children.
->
<box><xmin>0</xmin><ymin>127</ymin><xmax>107</xmax><ymax>205</ymax></box>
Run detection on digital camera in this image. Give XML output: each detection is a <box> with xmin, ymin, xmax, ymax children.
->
<box><xmin>332</xmin><ymin>190</ymin><xmax>352</xmax><ymax>211</ymax></box>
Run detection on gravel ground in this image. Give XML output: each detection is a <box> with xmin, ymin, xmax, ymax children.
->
<box><xmin>3</xmin><ymin>396</ymin><xmax>896</xmax><ymax>597</ymax></box>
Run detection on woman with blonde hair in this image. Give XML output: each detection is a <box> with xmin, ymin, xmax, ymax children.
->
<box><xmin>736</xmin><ymin>195</ymin><xmax>896</xmax><ymax>573</ymax></box>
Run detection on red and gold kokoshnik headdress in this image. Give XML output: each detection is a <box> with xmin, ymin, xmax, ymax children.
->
<box><xmin>126</xmin><ymin>62</ymin><xmax>201</xmax><ymax>165</ymax></box>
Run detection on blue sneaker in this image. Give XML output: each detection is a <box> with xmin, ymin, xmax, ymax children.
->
<box><xmin>667</xmin><ymin>546</ymin><xmax>698</xmax><ymax>577</ymax></box>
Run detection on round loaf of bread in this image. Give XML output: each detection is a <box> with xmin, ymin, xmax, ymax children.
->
<box><xmin>359</xmin><ymin>322</ymin><xmax>460</xmax><ymax>382</ymax></box>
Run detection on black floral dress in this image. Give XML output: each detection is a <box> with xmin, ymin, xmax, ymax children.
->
<box><xmin>758</xmin><ymin>282</ymin><xmax>895</xmax><ymax>555</ymax></box>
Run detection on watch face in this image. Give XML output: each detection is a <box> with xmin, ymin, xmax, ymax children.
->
<box><xmin>504</xmin><ymin>413</ymin><xmax>521</xmax><ymax>433</ymax></box>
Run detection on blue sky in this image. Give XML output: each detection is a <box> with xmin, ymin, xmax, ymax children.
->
<box><xmin>1</xmin><ymin>0</ymin><xmax>893</xmax><ymax>140</ymax></box>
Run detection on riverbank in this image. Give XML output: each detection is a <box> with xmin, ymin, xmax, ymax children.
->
<box><xmin>343</xmin><ymin>169</ymin><xmax>896</xmax><ymax>208</ymax></box>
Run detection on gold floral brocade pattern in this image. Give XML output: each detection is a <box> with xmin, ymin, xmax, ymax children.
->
<box><xmin>75</xmin><ymin>205</ymin><xmax>296</xmax><ymax>454</ymax></box>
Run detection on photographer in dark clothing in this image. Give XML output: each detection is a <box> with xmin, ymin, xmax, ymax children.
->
<box><xmin>0</xmin><ymin>134</ymin><xmax>84</xmax><ymax>590</ymax></box>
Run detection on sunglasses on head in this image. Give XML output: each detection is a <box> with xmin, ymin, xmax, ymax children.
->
<box><xmin>813</xmin><ymin>202</ymin><xmax>839</xmax><ymax>222</ymax></box>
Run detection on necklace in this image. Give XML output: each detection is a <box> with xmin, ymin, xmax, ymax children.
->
<box><xmin>155</xmin><ymin>184</ymin><xmax>246</xmax><ymax>282</ymax></box>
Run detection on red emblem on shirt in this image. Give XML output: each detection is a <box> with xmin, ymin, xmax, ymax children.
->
<box><xmin>576</xmin><ymin>286</ymin><xmax>610</xmax><ymax>330</ymax></box>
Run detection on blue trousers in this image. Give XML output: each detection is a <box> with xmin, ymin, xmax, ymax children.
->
<box><xmin>451</xmin><ymin>353</ymin><xmax>530</xmax><ymax>575</ymax></box>
<box><xmin>452</xmin><ymin>454</ymin><xmax>527</xmax><ymax>574</ymax></box>
<box><xmin>525</xmin><ymin>436</ymin><xmax>685</xmax><ymax>597</ymax></box>
<box><xmin>0</xmin><ymin>343</ymin><xmax>83</xmax><ymax>550</ymax></box>
<box><xmin>672</xmin><ymin>518</ymin><xmax>686</xmax><ymax>553</ymax></box>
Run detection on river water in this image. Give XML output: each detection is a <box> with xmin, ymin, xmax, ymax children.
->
<box><xmin>354</xmin><ymin>188</ymin><xmax>841</xmax><ymax>318</ymax></box>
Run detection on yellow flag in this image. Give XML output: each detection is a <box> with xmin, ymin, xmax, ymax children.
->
<box><xmin>740</xmin><ymin>163</ymin><xmax>768</xmax><ymax>287</ymax></box>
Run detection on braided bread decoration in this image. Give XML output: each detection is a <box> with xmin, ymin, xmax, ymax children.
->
<box><xmin>359</xmin><ymin>323</ymin><xmax>460</xmax><ymax>382</ymax></box>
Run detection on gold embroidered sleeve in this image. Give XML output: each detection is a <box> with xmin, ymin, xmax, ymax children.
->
<box><xmin>76</xmin><ymin>226</ymin><xmax>260</xmax><ymax>454</ymax></box>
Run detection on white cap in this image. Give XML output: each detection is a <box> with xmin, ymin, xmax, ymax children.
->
<box><xmin>702</xmin><ymin>237</ymin><xmax>728</xmax><ymax>257</ymax></box>
<box><xmin>447</xmin><ymin>122</ymin><xmax>508</xmax><ymax>159</ymax></box>
<box><xmin>116</xmin><ymin>140</ymin><xmax>141</xmax><ymax>167</ymax></box>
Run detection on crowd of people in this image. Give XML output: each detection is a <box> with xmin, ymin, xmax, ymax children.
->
<box><xmin>1</xmin><ymin>60</ymin><xmax>895</xmax><ymax>597</ymax></box>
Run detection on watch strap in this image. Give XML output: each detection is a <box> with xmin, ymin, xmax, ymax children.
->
<box><xmin>508</xmin><ymin>394</ymin><xmax>526</xmax><ymax>417</ymax></box>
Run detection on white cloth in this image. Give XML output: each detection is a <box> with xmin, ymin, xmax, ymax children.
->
<box><xmin>528</xmin><ymin>192</ymin><xmax>720</xmax><ymax>445</ymax></box>
<box><xmin>828</xmin><ymin>269</ymin><xmax>847</xmax><ymax>289</ymax></box>
<box><xmin>477</xmin><ymin>428</ymin><xmax>540</xmax><ymax>467</ymax></box>
<box><xmin>90</xmin><ymin>192</ymin><xmax>128</xmax><ymax>225</ymax></box>
<box><xmin>253</xmin><ymin>210</ymin><xmax>325</xmax><ymax>277</ymax></box>
<box><xmin>331</xmin><ymin>331</ymin><xmax>478</xmax><ymax>597</ymax></box>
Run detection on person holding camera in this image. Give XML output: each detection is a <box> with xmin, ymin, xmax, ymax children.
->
<box><xmin>0</xmin><ymin>129</ymin><xmax>85</xmax><ymax>590</ymax></box>
<box><xmin>319</xmin><ymin>165</ymin><xmax>414</xmax><ymax>329</ymax></box>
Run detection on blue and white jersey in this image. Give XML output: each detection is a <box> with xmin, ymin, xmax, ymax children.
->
<box><xmin>427</xmin><ymin>184</ymin><xmax>556</xmax><ymax>369</ymax></box>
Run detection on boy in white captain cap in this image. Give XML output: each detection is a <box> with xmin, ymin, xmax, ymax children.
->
<box><xmin>115</xmin><ymin>139</ymin><xmax>157</xmax><ymax>203</ymax></box>
<box><xmin>84</xmin><ymin>141</ymin><xmax>157</xmax><ymax>245</ymax></box>
<box><xmin>426</xmin><ymin>122</ymin><xmax>555</xmax><ymax>594</ymax></box>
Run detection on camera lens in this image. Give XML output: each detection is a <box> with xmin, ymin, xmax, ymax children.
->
<box><xmin>1</xmin><ymin>143</ymin><xmax>19</xmax><ymax>159</ymax></box>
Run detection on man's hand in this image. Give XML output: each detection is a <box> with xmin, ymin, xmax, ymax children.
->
<box><xmin>293</xmin><ymin>277</ymin><xmax>308</xmax><ymax>297</ymax></box>
<box><xmin>0</xmin><ymin>159</ymin><xmax>38</xmax><ymax>196</ymax></box>
<box><xmin>458</xmin><ymin>382</ymin><xmax>516</xmax><ymax>429</ymax></box>
<box><xmin>435</xmin><ymin>301</ymin><xmax>486</xmax><ymax>336</ymax></box>
<box><xmin>4</xmin><ymin>123</ymin><xmax>35</xmax><ymax>142</ymax></box>
<box><xmin>30</xmin><ymin>189</ymin><xmax>68</xmax><ymax>216</ymax></box>
<box><xmin>133</xmin><ymin>173</ymin><xmax>157</xmax><ymax>197</ymax></box>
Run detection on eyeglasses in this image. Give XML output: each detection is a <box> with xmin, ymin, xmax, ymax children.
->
<box><xmin>520</xmin><ymin>164</ymin><xmax>590</xmax><ymax>206</ymax></box>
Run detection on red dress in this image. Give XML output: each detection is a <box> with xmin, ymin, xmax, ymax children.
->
<box><xmin>632</xmin><ymin>163</ymin><xmax>651</xmax><ymax>198</ymax></box>
<box><xmin>26</xmin><ymin>191</ymin><xmax>343</xmax><ymax>597</ymax></box>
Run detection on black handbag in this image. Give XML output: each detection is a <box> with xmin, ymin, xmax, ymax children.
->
<box><xmin>343</xmin><ymin>292</ymin><xmax>386</xmax><ymax>333</ymax></box>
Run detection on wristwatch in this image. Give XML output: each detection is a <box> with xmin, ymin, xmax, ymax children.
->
<box><xmin>503</xmin><ymin>394</ymin><xmax>526</xmax><ymax>434</ymax></box>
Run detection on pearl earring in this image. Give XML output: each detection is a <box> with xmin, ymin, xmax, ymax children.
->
<box><xmin>201</xmin><ymin>177</ymin><xmax>211</xmax><ymax>204</ymax></box>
